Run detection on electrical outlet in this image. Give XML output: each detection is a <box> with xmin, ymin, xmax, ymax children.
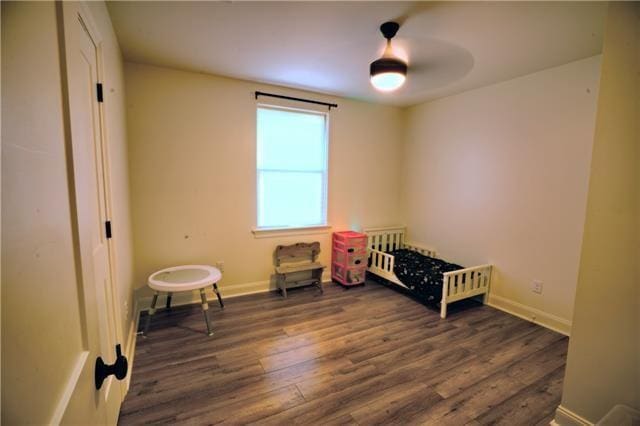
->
<box><xmin>216</xmin><ymin>261</ymin><xmax>224</xmax><ymax>273</ymax></box>
<box><xmin>532</xmin><ymin>280</ymin><xmax>543</xmax><ymax>294</ymax></box>
<box><xmin>124</xmin><ymin>300</ymin><xmax>129</xmax><ymax>319</ymax></box>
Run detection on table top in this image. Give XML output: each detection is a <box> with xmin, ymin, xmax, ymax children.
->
<box><xmin>148</xmin><ymin>265</ymin><xmax>222</xmax><ymax>292</ymax></box>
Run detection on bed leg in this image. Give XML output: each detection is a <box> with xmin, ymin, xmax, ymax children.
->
<box><xmin>482</xmin><ymin>291</ymin><xmax>489</xmax><ymax>305</ymax></box>
<box><xmin>441</xmin><ymin>275</ymin><xmax>449</xmax><ymax>319</ymax></box>
<box><xmin>440</xmin><ymin>301</ymin><xmax>447</xmax><ymax>319</ymax></box>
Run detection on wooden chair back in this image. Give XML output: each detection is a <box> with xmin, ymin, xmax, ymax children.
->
<box><xmin>275</xmin><ymin>242</ymin><xmax>321</xmax><ymax>267</ymax></box>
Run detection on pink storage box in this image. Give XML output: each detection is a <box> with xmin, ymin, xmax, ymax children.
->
<box><xmin>332</xmin><ymin>231</ymin><xmax>367</xmax><ymax>286</ymax></box>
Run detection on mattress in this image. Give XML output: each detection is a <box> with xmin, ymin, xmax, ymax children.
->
<box><xmin>387</xmin><ymin>249</ymin><xmax>463</xmax><ymax>303</ymax></box>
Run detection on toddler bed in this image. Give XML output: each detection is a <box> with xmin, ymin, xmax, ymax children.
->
<box><xmin>364</xmin><ymin>226</ymin><xmax>492</xmax><ymax>318</ymax></box>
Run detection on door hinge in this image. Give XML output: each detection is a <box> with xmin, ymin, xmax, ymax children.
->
<box><xmin>105</xmin><ymin>221</ymin><xmax>112</xmax><ymax>239</ymax></box>
<box><xmin>96</xmin><ymin>83</ymin><xmax>104</xmax><ymax>103</ymax></box>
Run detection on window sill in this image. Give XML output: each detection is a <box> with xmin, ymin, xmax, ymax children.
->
<box><xmin>251</xmin><ymin>225</ymin><xmax>332</xmax><ymax>239</ymax></box>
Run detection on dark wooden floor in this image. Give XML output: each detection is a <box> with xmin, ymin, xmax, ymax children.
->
<box><xmin>119</xmin><ymin>281</ymin><xmax>567</xmax><ymax>425</ymax></box>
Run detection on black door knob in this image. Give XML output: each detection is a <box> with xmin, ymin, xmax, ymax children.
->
<box><xmin>95</xmin><ymin>344</ymin><xmax>128</xmax><ymax>390</ymax></box>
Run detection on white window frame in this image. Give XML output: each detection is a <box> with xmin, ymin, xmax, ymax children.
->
<box><xmin>253</xmin><ymin>104</ymin><xmax>330</xmax><ymax>237</ymax></box>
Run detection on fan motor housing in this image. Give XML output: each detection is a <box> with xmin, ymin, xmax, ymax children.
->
<box><xmin>380</xmin><ymin>21</ymin><xmax>400</xmax><ymax>40</ymax></box>
<box><xmin>370</xmin><ymin>56</ymin><xmax>407</xmax><ymax>76</ymax></box>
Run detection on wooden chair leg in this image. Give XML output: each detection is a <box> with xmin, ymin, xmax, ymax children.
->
<box><xmin>277</xmin><ymin>274</ymin><xmax>287</xmax><ymax>298</ymax></box>
<box><xmin>315</xmin><ymin>269</ymin><xmax>324</xmax><ymax>294</ymax></box>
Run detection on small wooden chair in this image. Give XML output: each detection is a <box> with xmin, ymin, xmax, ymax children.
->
<box><xmin>274</xmin><ymin>242</ymin><xmax>325</xmax><ymax>298</ymax></box>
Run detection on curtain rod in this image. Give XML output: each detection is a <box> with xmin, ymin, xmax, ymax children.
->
<box><xmin>255</xmin><ymin>91</ymin><xmax>338</xmax><ymax>110</ymax></box>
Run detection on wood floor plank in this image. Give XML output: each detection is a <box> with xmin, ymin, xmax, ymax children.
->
<box><xmin>349</xmin><ymin>384</ymin><xmax>443</xmax><ymax>425</ymax></box>
<box><xmin>295</xmin><ymin>361</ymin><xmax>381</xmax><ymax>401</ymax></box>
<box><xmin>255</xmin><ymin>367</ymin><xmax>438</xmax><ymax>425</ymax></box>
<box><xmin>177</xmin><ymin>384</ymin><xmax>305</xmax><ymax>424</ymax></box>
<box><xmin>434</xmin><ymin>326</ymin><xmax>564</xmax><ymax>398</ymax></box>
<box><xmin>506</xmin><ymin>337</ymin><xmax>568</xmax><ymax>385</ymax></box>
<box><xmin>410</xmin><ymin>372</ymin><xmax>527</xmax><ymax>425</ymax></box>
<box><xmin>473</xmin><ymin>365</ymin><xmax>566</xmax><ymax>425</ymax></box>
<box><xmin>119</xmin><ymin>281</ymin><xmax>567</xmax><ymax>425</ymax></box>
<box><xmin>258</xmin><ymin>305</ymin><xmax>434</xmax><ymax>372</ymax></box>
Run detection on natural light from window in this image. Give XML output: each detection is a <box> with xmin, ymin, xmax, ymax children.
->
<box><xmin>257</xmin><ymin>106</ymin><xmax>328</xmax><ymax>229</ymax></box>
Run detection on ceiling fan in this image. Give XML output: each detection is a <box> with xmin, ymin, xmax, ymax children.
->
<box><xmin>370</xmin><ymin>21</ymin><xmax>407</xmax><ymax>92</ymax></box>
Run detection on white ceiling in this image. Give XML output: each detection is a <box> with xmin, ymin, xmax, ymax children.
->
<box><xmin>107</xmin><ymin>1</ymin><xmax>606</xmax><ymax>107</ymax></box>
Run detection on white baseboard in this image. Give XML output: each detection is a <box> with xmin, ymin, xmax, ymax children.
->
<box><xmin>122</xmin><ymin>298</ymin><xmax>140</xmax><ymax>396</ymax></box>
<box><xmin>487</xmin><ymin>294</ymin><xmax>572</xmax><ymax>336</ymax></box>
<box><xmin>554</xmin><ymin>405</ymin><xmax>593</xmax><ymax>426</ymax></box>
<box><xmin>136</xmin><ymin>279</ymin><xmax>274</xmax><ymax>311</ymax></box>
<box><xmin>136</xmin><ymin>272</ymin><xmax>332</xmax><ymax>313</ymax></box>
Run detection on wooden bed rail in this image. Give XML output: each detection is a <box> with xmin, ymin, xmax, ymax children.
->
<box><xmin>367</xmin><ymin>248</ymin><xmax>403</xmax><ymax>286</ymax></box>
<box><xmin>362</xmin><ymin>226</ymin><xmax>406</xmax><ymax>232</ymax></box>
<box><xmin>441</xmin><ymin>264</ymin><xmax>492</xmax><ymax>318</ymax></box>
<box><xmin>364</xmin><ymin>226</ymin><xmax>405</xmax><ymax>253</ymax></box>
<box><xmin>368</xmin><ymin>248</ymin><xmax>395</xmax><ymax>273</ymax></box>
<box><xmin>403</xmin><ymin>241</ymin><xmax>437</xmax><ymax>258</ymax></box>
<box><xmin>364</xmin><ymin>226</ymin><xmax>492</xmax><ymax>320</ymax></box>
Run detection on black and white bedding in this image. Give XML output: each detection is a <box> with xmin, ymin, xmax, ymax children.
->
<box><xmin>387</xmin><ymin>249</ymin><xmax>463</xmax><ymax>304</ymax></box>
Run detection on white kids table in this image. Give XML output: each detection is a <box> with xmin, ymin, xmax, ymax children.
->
<box><xmin>143</xmin><ymin>265</ymin><xmax>224</xmax><ymax>336</ymax></box>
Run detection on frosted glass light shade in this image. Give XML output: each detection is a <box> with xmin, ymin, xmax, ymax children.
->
<box><xmin>369</xmin><ymin>54</ymin><xmax>408</xmax><ymax>92</ymax></box>
<box><xmin>370</xmin><ymin>72</ymin><xmax>406</xmax><ymax>92</ymax></box>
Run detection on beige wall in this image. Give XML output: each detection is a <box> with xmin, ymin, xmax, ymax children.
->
<box><xmin>1</xmin><ymin>1</ymin><xmax>134</xmax><ymax>422</ymax></box>
<box><xmin>2</xmin><ymin>3</ymin><xmax>79</xmax><ymax>421</ymax></box>
<box><xmin>401</xmin><ymin>55</ymin><xmax>602</xmax><ymax>334</ymax></box>
<box><xmin>557</xmin><ymin>2</ymin><xmax>639</xmax><ymax>424</ymax></box>
<box><xmin>124</xmin><ymin>62</ymin><xmax>403</xmax><ymax>297</ymax></box>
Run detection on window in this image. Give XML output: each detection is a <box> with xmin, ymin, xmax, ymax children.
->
<box><xmin>256</xmin><ymin>106</ymin><xmax>328</xmax><ymax>229</ymax></box>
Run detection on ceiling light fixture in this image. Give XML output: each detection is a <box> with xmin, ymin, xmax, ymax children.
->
<box><xmin>370</xmin><ymin>21</ymin><xmax>407</xmax><ymax>92</ymax></box>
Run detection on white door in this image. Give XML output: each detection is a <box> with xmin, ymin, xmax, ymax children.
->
<box><xmin>58</xmin><ymin>3</ymin><xmax>123</xmax><ymax>424</ymax></box>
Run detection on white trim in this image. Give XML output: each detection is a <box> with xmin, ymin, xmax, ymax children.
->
<box><xmin>255</xmin><ymin>104</ymin><xmax>330</xmax><ymax>233</ymax></box>
<box><xmin>76</xmin><ymin>2</ymin><xmax>102</xmax><ymax>44</ymax></box>
<box><xmin>122</xmin><ymin>300</ymin><xmax>140</xmax><ymax>396</ymax></box>
<box><xmin>49</xmin><ymin>351</ymin><xmax>90</xmax><ymax>425</ymax></box>
<box><xmin>252</xmin><ymin>225</ymin><xmax>332</xmax><ymax>239</ymax></box>
<box><xmin>137</xmin><ymin>275</ymin><xmax>332</xmax><ymax>312</ymax></box>
<box><xmin>256</xmin><ymin>102</ymin><xmax>330</xmax><ymax>115</ymax></box>
<box><xmin>138</xmin><ymin>280</ymin><xmax>272</xmax><ymax>308</ymax></box>
<box><xmin>362</xmin><ymin>225</ymin><xmax>407</xmax><ymax>233</ymax></box>
<box><xmin>488</xmin><ymin>294</ymin><xmax>572</xmax><ymax>336</ymax></box>
<box><xmin>554</xmin><ymin>405</ymin><xmax>594</xmax><ymax>426</ymax></box>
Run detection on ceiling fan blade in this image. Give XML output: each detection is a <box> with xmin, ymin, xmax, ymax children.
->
<box><xmin>408</xmin><ymin>62</ymin><xmax>430</xmax><ymax>74</ymax></box>
<box><xmin>391</xmin><ymin>2</ymin><xmax>439</xmax><ymax>27</ymax></box>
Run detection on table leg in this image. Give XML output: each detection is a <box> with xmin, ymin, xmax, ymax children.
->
<box><xmin>166</xmin><ymin>292</ymin><xmax>173</xmax><ymax>310</ymax></box>
<box><xmin>143</xmin><ymin>291</ymin><xmax>159</xmax><ymax>337</ymax></box>
<box><xmin>213</xmin><ymin>283</ymin><xmax>224</xmax><ymax>309</ymax></box>
<box><xmin>199</xmin><ymin>288</ymin><xmax>214</xmax><ymax>336</ymax></box>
